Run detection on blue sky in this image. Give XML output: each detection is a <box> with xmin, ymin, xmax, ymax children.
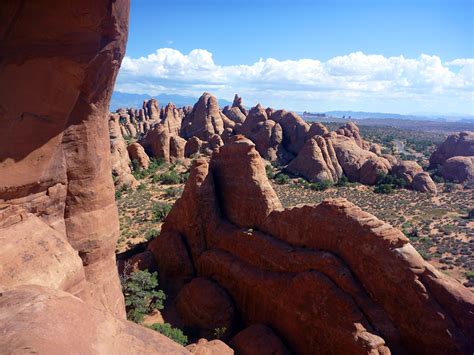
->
<box><xmin>115</xmin><ymin>0</ymin><xmax>474</xmax><ymax>115</ymax></box>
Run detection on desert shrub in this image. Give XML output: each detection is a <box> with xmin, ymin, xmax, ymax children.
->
<box><xmin>265</xmin><ymin>165</ymin><xmax>275</xmax><ymax>180</ymax></box>
<box><xmin>137</xmin><ymin>183</ymin><xmax>146</xmax><ymax>190</ymax></box>
<box><xmin>147</xmin><ymin>323</ymin><xmax>188</xmax><ymax>346</ymax></box>
<box><xmin>274</xmin><ymin>173</ymin><xmax>290</xmax><ymax>185</ymax></box>
<box><xmin>468</xmin><ymin>209</ymin><xmax>474</xmax><ymax>220</ymax></box>
<box><xmin>122</xmin><ymin>270</ymin><xmax>166</xmax><ymax>323</ymax></box>
<box><xmin>151</xmin><ymin>202</ymin><xmax>172</xmax><ymax>222</ymax></box>
<box><xmin>180</xmin><ymin>171</ymin><xmax>190</xmax><ymax>183</ymax></box>
<box><xmin>115</xmin><ymin>190</ymin><xmax>122</xmax><ymax>200</ymax></box>
<box><xmin>376</xmin><ymin>173</ymin><xmax>406</xmax><ymax>189</ymax></box>
<box><xmin>164</xmin><ymin>187</ymin><xmax>180</xmax><ymax>198</ymax></box>
<box><xmin>156</xmin><ymin>170</ymin><xmax>181</xmax><ymax>185</ymax></box>
<box><xmin>309</xmin><ymin>180</ymin><xmax>333</xmax><ymax>191</ymax></box>
<box><xmin>443</xmin><ymin>182</ymin><xmax>456</xmax><ymax>193</ymax></box>
<box><xmin>145</xmin><ymin>229</ymin><xmax>159</xmax><ymax>241</ymax></box>
<box><xmin>374</xmin><ymin>183</ymin><xmax>393</xmax><ymax>194</ymax></box>
<box><xmin>213</xmin><ymin>327</ymin><xmax>227</xmax><ymax>339</ymax></box>
<box><xmin>336</xmin><ymin>175</ymin><xmax>349</xmax><ymax>187</ymax></box>
<box><xmin>432</xmin><ymin>175</ymin><xmax>445</xmax><ymax>183</ymax></box>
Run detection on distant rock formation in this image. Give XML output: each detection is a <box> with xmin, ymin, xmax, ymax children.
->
<box><xmin>223</xmin><ymin>94</ymin><xmax>247</xmax><ymax>124</ymax></box>
<box><xmin>148</xmin><ymin>136</ymin><xmax>474</xmax><ymax>354</ymax></box>
<box><xmin>181</xmin><ymin>92</ymin><xmax>235</xmax><ymax>140</ymax></box>
<box><xmin>430</xmin><ymin>131</ymin><xmax>474</xmax><ymax>183</ymax></box>
<box><xmin>140</xmin><ymin>126</ymin><xmax>185</xmax><ymax>163</ymax></box>
<box><xmin>109</xmin><ymin>114</ymin><xmax>139</xmax><ymax>188</ymax></box>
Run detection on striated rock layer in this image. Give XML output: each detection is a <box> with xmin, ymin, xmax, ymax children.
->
<box><xmin>149</xmin><ymin>136</ymin><xmax>474</xmax><ymax>354</ymax></box>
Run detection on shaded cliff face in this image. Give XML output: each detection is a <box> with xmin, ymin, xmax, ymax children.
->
<box><xmin>149</xmin><ymin>136</ymin><xmax>474</xmax><ymax>354</ymax></box>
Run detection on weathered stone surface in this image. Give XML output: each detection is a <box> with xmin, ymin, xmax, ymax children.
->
<box><xmin>223</xmin><ymin>95</ymin><xmax>247</xmax><ymax>124</ymax></box>
<box><xmin>150</xmin><ymin>137</ymin><xmax>473</xmax><ymax>354</ymax></box>
<box><xmin>160</xmin><ymin>102</ymin><xmax>184</xmax><ymax>136</ymax></box>
<box><xmin>412</xmin><ymin>172</ymin><xmax>437</xmax><ymax>193</ymax></box>
<box><xmin>181</xmin><ymin>92</ymin><xmax>235</xmax><ymax>140</ymax></box>
<box><xmin>237</xmin><ymin>105</ymin><xmax>290</xmax><ymax>162</ymax></box>
<box><xmin>140</xmin><ymin>126</ymin><xmax>185</xmax><ymax>163</ymax></box>
<box><xmin>127</xmin><ymin>142</ymin><xmax>150</xmax><ymax>170</ymax></box>
<box><xmin>185</xmin><ymin>136</ymin><xmax>205</xmax><ymax>157</ymax></box>
<box><xmin>0</xmin><ymin>285</ymin><xmax>190</xmax><ymax>354</ymax></box>
<box><xmin>336</xmin><ymin>122</ymin><xmax>366</xmax><ymax>148</ymax></box>
<box><xmin>0</xmin><ymin>0</ymin><xmax>129</xmax><ymax>317</ymax></box>
<box><xmin>287</xmin><ymin>136</ymin><xmax>343</xmax><ymax>183</ymax></box>
<box><xmin>329</xmin><ymin>134</ymin><xmax>390</xmax><ymax>184</ymax></box>
<box><xmin>186</xmin><ymin>339</ymin><xmax>233</xmax><ymax>355</ymax></box>
<box><xmin>278</xmin><ymin>111</ymin><xmax>310</xmax><ymax>154</ymax></box>
<box><xmin>430</xmin><ymin>131</ymin><xmax>474</xmax><ymax>168</ymax></box>
<box><xmin>229</xmin><ymin>324</ymin><xmax>290</xmax><ymax>355</ymax></box>
<box><xmin>307</xmin><ymin>122</ymin><xmax>329</xmax><ymax>138</ymax></box>
<box><xmin>392</xmin><ymin>160</ymin><xmax>424</xmax><ymax>185</ymax></box>
<box><xmin>176</xmin><ymin>277</ymin><xmax>235</xmax><ymax>338</ymax></box>
<box><xmin>441</xmin><ymin>156</ymin><xmax>474</xmax><ymax>183</ymax></box>
<box><xmin>109</xmin><ymin>113</ymin><xmax>139</xmax><ymax>189</ymax></box>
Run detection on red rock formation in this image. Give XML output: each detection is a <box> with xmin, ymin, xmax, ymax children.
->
<box><xmin>109</xmin><ymin>113</ymin><xmax>139</xmax><ymax>188</ymax></box>
<box><xmin>442</xmin><ymin>156</ymin><xmax>474</xmax><ymax>183</ymax></box>
<box><xmin>236</xmin><ymin>105</ymin><xmax>290</xmax><ymax>162</ymax></box>
<box><xmin>127</xmin><ymin>142</ymin><xmax>151</xmax><ymax>170</ymax></box>
<box><xmin>412</xmin><ymin>172</ymin><xmax>438</xmax><ymax>193</ymax></box>
<box><xmin>392</xmin><ymin>160</ymin><xmax>424</xmax><ymax>185</ymax></box>
<box><xmin>223</xmin><ymin>94</ymin><xmax>247</xmax><ymax>124</ymax></box>
<box><xmin>0</xmin><ymin>285</ymin><xmax>189</xmax><ymax>354</ymax></box>
<box><xmin>0</xmin><ymin>1</ymin><xmax>191</xmax><ymax>352</ymax></box>
<box><xmin>185</xmin><ymin>136</ymin><xmax>205</xmax><ymax>157</ymax></box>
<box><xmin>336</xmin><ymin>122</ymin><xmax>367</xmax><ymax>148</ymax></box>
<box><xmin>430</xmin><ymin>131</ymin><xmax>474</xmax><ymax>168</ymax></box>
<box><xmin>176</xmin><ymin>277</ymin><xmax>236</xmax><ymax>338</ymax></box>
<box><xmin>230</xmin><ymin>324</ymin><xmax>290</xmax><ymax>355</ymax></box>
<box><xmin>287</xmin><ymin>135</ymin><xmax>343</xmax><ymax>183</ymax></box>
<box><xmin>181</xmin><ymin>92</ymin><xmax>235</xmax><ymax>140</ymax></box>
<box><xmin>278</xmin><ymin>111</ymin><xmax>310</xmax><ymax>154</ymax></box>
<box><xmin>160</xmin><ymin>102</ymin><xmax>184</xmax><ymax>136</ymax></box>
<box><xmin>140</xmin><ymin>125</ymin><xmax>186</xmax><ymax>163</ymax></box>
<box><xmin>149</xmin><ymin>136</ymin><xmax>473</xmax><ymax>354</ymax></box>
<box><xmin>186</xmin><ymin>339</ymin><xmax>233</xmax><ymax>354</ymax></box>
<box><xmin>307</xmin><ymin>122</ymin><xmax>329</xmax><ymax>138</ymax></box>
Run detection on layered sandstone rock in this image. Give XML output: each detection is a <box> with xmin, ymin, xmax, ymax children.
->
<box><xmin>392</xmin><ymin>160</ymin><xmax>424</xmax><ymax>185</ymax></box>
<box><xmin>0</xmin><ymin>1</ymin><xmax>191</xmax><ymax>352</ymax></box>
<box><xmin>160</xmin><ymin>102</ymin><xmax>184</xmax><ymax>136</ymax></box>
<box><xmin>430</xmin><ymin>131</ymin><xmax>474</xmax><ymax>168</ymax></box>
<box><xmin>278</xmin><ymin>111</ymin><xmax>310</xmax><ymax>154</ymax></box>
<box><xmin>336</xmin><ymin>122</ymin><xmax>367</xmax><ymax>148</ymax></box>
<box><xmin>181</xmin><ymin>92</ymin><xmax>235</xmax><ymax>140</ymax></box>
<box><xmin>223</xmin><ymin>94</ymin><xmax>248</xmax><ymax>124</ymax></box>
<box><xmin>441</xmin><ymin>156</ymin><xmax>474</xmax><ymax>183</ymax></box>
<box><xmin>287</xmin><ymin>135</ymin><xmax>343</xmax><ymax>183</ymax></box>
<box><xmin>127</xmin><ymin>142</ymin><xmax>151</xmax><ymax>170</ymax></box>
<box><xmin>149</xmin><ymin>136</ymin><xmax>473</xmax><ymax>354</ymax></box>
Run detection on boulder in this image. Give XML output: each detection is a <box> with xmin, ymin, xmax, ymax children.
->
<box><xmin>185</xmin><ymin>136</ymin><xmax>205</xmax><ymax>157</ymax></box>
<box><xmin>230</xmin><ymin>324</ymin><xmax>290</xmax><ymax>355</ymax></box>
<box><xmin>176</xmin><ymin>278</ymin><xmax>236</xmax><ymax>338</ymax></box>
<box><xmin>392</xmin><ymin>161</ymin><xmax>424</xmax><ymax>185</ymax></box>
<box><xmin>412</xmin><ymin>172</ymin><xmax>437</xmax><ymax>193</ymax></box>
<box><xmin>441</xmin><ymin>156</ymin><xmax>474</xmax><ymax>183</ymax></box>
<box><xmin>336</xmin><ymin>122</ymin><xmax>366</xmax><ymax>148</ymax></box>
<box><xmin>140</xmin><ymin>126</ymin><xmax>185</xmax><ymax>163</ymax></box>
<box><xmin>430</xmin><ymin>131</ymin><xmax>474</xmax><ymax>168</ymax></box>
<box><xmin>286</xmin><ymin>136</ymin><xmax>343</xmax><ymax>183</ymax></box>
<box><xmin>307</xmin><ymin>122</ymin><xmax>329</xmax><ymax>138</ymax></box>
<box><xmin>186</xmin><ymin>339</ymin><xmax>233</xmax><ymax>355</ymax></box>
<box><xmin>150</xmin><ymin>137</ymin><xmax>474</xmax><ymax>354</ymax></box>
<box><xmin>127</xmin><ymin>142</ymin><xmax>150</xmax><ymax>170</ymax></box>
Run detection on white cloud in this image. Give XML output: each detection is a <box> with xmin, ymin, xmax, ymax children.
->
<box><xmin>116</xmin><ymin>48</ymin><xmax>474</xmax><ymax>114</ymax></box>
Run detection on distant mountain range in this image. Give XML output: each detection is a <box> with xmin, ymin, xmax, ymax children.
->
<box><xmin>110</xmin><ymin>91</ymin><xmax>232</xmax><ymax>111</ymax></box>
<box><xmin>321</xmin><ymin>110</ymin><xmax>474</xmax><ymax>122</ymax></box>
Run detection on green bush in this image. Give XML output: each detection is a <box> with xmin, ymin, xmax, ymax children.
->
<box><xmin>147</xmin><ymin>323</ymin><xmax>188</xmax><ymax>346</ymax></box>
<box><xmin>265</xmin><ymin>165</ymin><xmax>275</xmax><ymax>180</ymax></box>
<box><xmin>336</xmin><ymin>175</ymin><xmax>349</xmax><ymax>187</ymax></box>
<box><xmin>145</xmin><ymin>229</ymin><xmax>159</xmax><ymax>241</ymax></box>
<box><xmin>376</xmin><ymin>173</ymin><xmax>406</xmax><ymax>189</ymax></box>
<box><xmin>374</xmin><ymin>183</ymin><xmax>393</xmax><ymax>194</ymax></box>
<box><xmin>309</xmin><ymin>180</ymin><xmax>333</xmax><ymax>191</ymax></box>
<box><xmin>274</xmin><ymin>173</ymin><xmax>290</xmax><ymax>185</ymax></box>
<box><xmin>137</xmin><ymin>183</ymin><xmax>146</xmax><ymax>190</ymax></box>
<box><xmin>164</xmin><ymin>187</ymin><xmax>180</xmax><ymax>198</ymax></box>
<box><xmin>213</xmin><ymin>327</ymin><xmax>227</xmax><ymax>339</ymax></box>
<box><xmin>151</xmin><ymin>202</ymin><xmax>172</xmax><ymax>222</ymax></box>
<box><xmin>122</xmin><ymin>270</ymin><xmax>166</xmax><ymax>323</ymax></box>
<box><xmin>157</xmin><ymin>171</ymin><xmax>181</xmax><ymax>185</ymax></box>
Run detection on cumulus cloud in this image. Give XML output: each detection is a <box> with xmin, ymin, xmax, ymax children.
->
<box><xmin>116</xmin><ymin>48</ymin><xmax>474</xmax><ymax>113</ymax></box>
